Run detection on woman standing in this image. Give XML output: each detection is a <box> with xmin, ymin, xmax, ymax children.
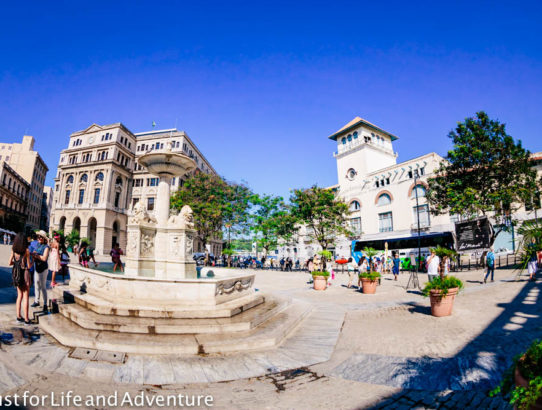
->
<box><xmin>48</xmin><ymin>234</ymin><xmax>61</xmax><ymax>287</ymax></box>
<box><xmin>346</xmin><ymin>257</ymin><xmax>357</xmax><ymax>288</ymax></box>
<box><xmin>9</xmin><ymin>233</ymin><xmax>33</xmax><ymax>324</ymax></box>
<box><xmin>31</xmin><ymin>230</ymin><xmax>50</xmax><ymax>312</ymax></box>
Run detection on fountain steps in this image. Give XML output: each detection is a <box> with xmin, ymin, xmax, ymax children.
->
<box><xmin>39</xmin><ymin>299</ymin><xmax>312</xmax><ymax>355</ymax></box>
<box><xmin>51</xmin><ymin>286</ymin><xmax>265</xmax><ymax>318</ymax></box>
<box><xmin>57</xmin><ymin>297</ymin><xmax>287</xmax><ymax>334</ymax></box>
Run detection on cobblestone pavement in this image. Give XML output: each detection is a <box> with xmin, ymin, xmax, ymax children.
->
<box><xmin>0</xmin><ymin>244</ymin><xmax>537</xmax><ymax>408</ymax></box>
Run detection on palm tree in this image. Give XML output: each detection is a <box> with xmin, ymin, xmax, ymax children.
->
<box><xmin>362</xmin><ymin>247</ymin><xmax>380</xmax><ymax>272</ymax></box>
<box><xmin>516</xmin><ymin>219</ymin><xmax>542</xmax><ymax>276</ymax></box>
<box><xmin>430</xmin><ymin>245</ymin><xmax>457</xmax><ymax>279</ymax></box>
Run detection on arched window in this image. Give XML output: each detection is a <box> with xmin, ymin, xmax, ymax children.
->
<box><xmin>116</xmin><ymin>176</ymin><xmax>123</xmax><ymax>186</ymax></box>
<box><xmin>349</xmin><ymin>200</ymin><xmax>361</xmax><ymax>212</ymax></box>
<box><xmin>377</xmin><ymin>193</ymin><xmax>392</xmax><ymax>206</ymax></box>
<box><xmin>341</xmin><ymin>137</ymin><xmax>346</xmax><ymax>145</ymax></box>
<box><xmin>67</xmin><ymin>175</ymin><xmax>74</xmax><ymax>184</ymax></box>
<box><xmin>353</xmin><ymin>131</ymin><xmax>358</xmax><ymax>139</ymax></box>
<box><xmin>411</xmin><ymin>185</ymin><xmax>426</xmax><ymax>198</ymax></box>
<box><xmin>95</xmin><ymin>172</ymin><xmax>104</xmax><ymax>182</ymax></box>
<box><xmin>80</xmin><ymin>174</ymin><xmax>88</xmax><ymax>183</ymax></box>
<box><xmin>347</xmin><ymin>134</ymin><xmax>352</xmax><ymax>142</ymax></box>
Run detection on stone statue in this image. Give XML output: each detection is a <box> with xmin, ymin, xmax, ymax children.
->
<box><xmin>129</xmin><ymin>202</ymin><xmax>156</xmax><ymax>225</ymax></box>
<box><xmin>168</xmin><ymin>205</ymin><xmax>195</xmax><ymax>229</ymax></box>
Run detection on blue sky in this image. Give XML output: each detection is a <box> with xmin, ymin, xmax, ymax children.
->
<box><xmin>1</xmin><ymin>0</ymin><xmax>541</xmax><ymax>199</ymax></box>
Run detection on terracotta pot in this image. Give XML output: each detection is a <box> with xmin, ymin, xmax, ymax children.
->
<box><xmin>313</xmin><ymin>276</ymin><xmax>327</xmax><ymax>291</ymax></box>
<box><xmin>515</xmin><ymin>359</ymin><xmax>542</xmax><ymax>410</ymax></box>
<box><xmin>361</xmin><ymin>278</ymin><xmax>378</xmax><ymax>294</ymax></box>
<box><xmin>429</xmin><ymin>287</ymin><xmax>458</xmax><ymax>317</ymax></box>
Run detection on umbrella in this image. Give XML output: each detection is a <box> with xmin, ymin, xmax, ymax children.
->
<box><xmin>335</xmin><ymin>258</ymin><xmax>348</xmax><ymax>264</ymax></box>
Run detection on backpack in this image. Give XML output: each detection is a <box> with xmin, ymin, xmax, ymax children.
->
<box><xmin>12</xmin><ymin>254</ymin><xmax>26</xmax><ymax>288</ymax></box>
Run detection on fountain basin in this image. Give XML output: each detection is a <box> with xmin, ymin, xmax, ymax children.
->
<box><xmin>68</xmin><ymin>264</ymin><xmax>256</xmax><ymax>307</ymax></box>
<box><xmin>138</xmin><ymin>151</ymin><xmax>196</xmax><ymax>177</ymax></box>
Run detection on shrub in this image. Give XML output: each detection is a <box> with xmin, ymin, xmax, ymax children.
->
<box><xmin>312</xmin><ymin>271</ymin><xmax>330</xmax><ymax>277</ymax></box>
<box><xmin>422</xmin><ymin>275</ymin><xmax>463</xmax><ymax>296</ymax></box>
<box><xmin>359</xmin><ymin>271</ymin><xmax>381</xmax><ymax>281</ymax></box>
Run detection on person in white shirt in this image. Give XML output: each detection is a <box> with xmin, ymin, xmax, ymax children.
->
<box><xmin>426</xmin><ymin>249</ymin><xmax>440</xmax><ymax>282</ymax></box>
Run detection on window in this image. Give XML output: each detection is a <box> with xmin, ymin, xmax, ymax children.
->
<box><xmin>134</xmin><ymin>178</ymin><xmax>143</xmax><ymax>187</ymax></box>
<box><xmin>420</xmin><ymin>167</ymin><xmax>425</xmax><ymax>176</ymax></box>
<box><xmin>346</xmin><ymin>168</ymin><xmax>356</xmax><ymax>180</ymax></box>
<box><xmin>116</xmin><ymin>176</ymin><xmax>122</xmax><ymax>186</ymax></box>
<box><xmin>95</xmin><ymin>172</ymin><xmax>104</xmax><ymax>182</ymax></box>
<box><xmin>155</xmin><ymin>142</ymin><xmax>160</xmax><ymax>149</ymax></box>
<box><xmin>114</xmin><ymin>191</ymin><xmax>120</xmax><ymax>207</ymax></box>
<box><xmin>147</xmin><ymin>197</ymin><xmax>155</xmax><ymax>211</ymax></box>
<box><xmin>171</xmin><ymin>177</ymin><xmax>176</xmax><ymax>185</ymax></box>
<box><xmin>376</xmin><ymin>193</ymin><xmax>391</xmax><ymax>206</ymax></box>
<box><xmin>379</xmin><ymin>212</ymin><xmax>393</xmax><ymax>232</ymax></box>
<box><xmin>353</xmin><ymin>131</ymin><xmax>358</xmax><ymax>139</ymax></box>
<box><xmin>132</xmin><ymin>198</ymin><xmax>139</xmax><ymax>208</ymax></box>
<box><xmin>80</xmin><ymin>174</ymin><xmax>88</xmax><ymax>183</ymax></box>
<box><xmin>411</xmin><ymin>185</ymin><xmax>426</xmax><ymax>199</ymax></box>
<box><xmin>93</xmin><ymin>188</ymin><xmax>100</xmax><ymax>204</ymax></box>
<box><xmin>349</xmin><ymin>200</ymin><xmax>361</xmax><ymax>212</ymax></box>
<box><xmin>78</xmin><ymin>189</ymin><xmax>85</xmax><ymax>204</ymax></box>
<box><xmin>350</xmin><ymin>217</ymin><xmax>361</xmax><ymax>236</ymax></box>
<box><xmin>147</xmin><ymin>178</ymin><xmax>158</xmax><ymax>187</ymax></box>
<box><xmin>65</xmin><ymin>190</ymin><xmax>71</xmax><ymax>204</ymax></box>
<box><xmin>413</xmin><ymin>205</ymin><xmax>430</xmax><ymax>227</ymax></box>
<box><xmin>347</xmin><ymin>134</ymin><xmax>352</xmax><ymax>142</ymax></box>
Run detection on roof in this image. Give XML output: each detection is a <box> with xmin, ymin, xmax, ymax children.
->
<box><xmin>328</xmin><ymin>117</ymin><xmax>398</xmax><ymax>141</ymax></box>
<box><xmin>134</xmin><ymin>128</ymin><xmax>181</xmax><ymax>137</ymax></box>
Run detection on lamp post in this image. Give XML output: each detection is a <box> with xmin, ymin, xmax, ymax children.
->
<box><xmin>406</xmin><ymin>170</ymin><xmax>422</xmax><ymax>290</ymax></box>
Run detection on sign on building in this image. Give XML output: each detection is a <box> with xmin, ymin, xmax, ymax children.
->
<box><xmin>455</xmin><ymin>217</ymin><xmax>494</xmax><ymax>252</ymax></box>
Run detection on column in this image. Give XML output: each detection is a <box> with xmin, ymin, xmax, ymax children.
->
<box><xmin>156</xmin><ymin>175</ymin><xmax>171</xmax><ymax>225</ymax></box>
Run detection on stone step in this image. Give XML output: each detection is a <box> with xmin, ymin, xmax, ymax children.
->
<box><xmin>195</xmin><ymin>302</ymin><xmax>313</xmax><ymax>354</ymax></box>
<box><xmin>58</xmin><ymin>298</ymin><xmax>287</xmax><ymax>334</ymax></box>
<box><xmin>51</xmin><ymin>285</ymin><xmax>265</xmax><ymax>318</ymax></box>
<box><xmin>39</xmin><ymin>302</ymin><xmax>313</xmax><ymax>355</ymax></box>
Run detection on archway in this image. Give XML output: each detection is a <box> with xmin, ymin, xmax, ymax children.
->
<box><xmin>72</xmin><ymin>217</ymin><xmax>81</xmax><ymax>234</ymax></box>
<box><xmin>59</xmin><ymin>216</ymin><xmax>66</xmax><ymax>232</ymax></box>
<box><xmin>88</xmin><ymin>217</ymin><xmax>97</xmax><ymax>249</ymax></box>
<box><xmin>112</xmin><ymin>220</ymin><xmax>120</xmax><ymax>247</ymax></box>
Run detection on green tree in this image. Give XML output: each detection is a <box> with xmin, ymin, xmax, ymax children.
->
<box><xmin>289</xmin><ymin>185</ymin><xmax>351</xmax><ymax>251</ymax></box>
<box><xmin>427</xmin><ymin>111</ymin><xmax>538</xmax><ymax>221</ymax></box>
<box><xmin>170</xmin><ymin>173</ymin><xmax>252</xmax><ymax>249</ymax></box>
<box><xmin>250</xmin><ymin>194</ymin><xmax>297</xmax><ymax>256</ymax></box>
<box><xmin>66</xmin><ymin>229</ymin><xmax>80</xmax><ymax>251</ymax></box>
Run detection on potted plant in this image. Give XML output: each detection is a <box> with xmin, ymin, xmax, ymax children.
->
<box><xmin>312</xmin><ymin>271</ymin><xmax>330</xmax><ymax>290</ymax></box>
<box><xmin>422</xmin><ymin>246</ymin><xmax>463</xmax><ymax>317</ymax></box>
<box><xmin>490</xmin><ymin>340</ymin><xmax>542</xmax><ymax>409</ymax></box>
<box><xmin>359</xmin><ymin>271</ymin><xmax>381</xmax><ymax>294</ymax></box>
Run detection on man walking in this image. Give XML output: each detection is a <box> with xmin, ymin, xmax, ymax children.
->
<box><xmin>484</xmin><ymin>247</ymin><xmax>495</xmax><ymax>283</ymax></box>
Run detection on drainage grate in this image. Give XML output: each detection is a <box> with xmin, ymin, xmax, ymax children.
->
<box><xmin>70</xmin><ymin>347</ymin><xmax>98</xmax><ymax>360</ymax></box>
<box><xmin>95</xmin><ymin>350</ymin><xmax>126</xmax><ymax>363</ymax></box>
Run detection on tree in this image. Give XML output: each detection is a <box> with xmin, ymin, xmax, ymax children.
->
<box><xmin>250</xmin><ymin>194</ymin><xmax>297</xmax><ymax>256</ymax></box>
<box><xmin>289</xmin><ymin>185</ymin><xmax>351</xmax><ymax>251</ymax></box>
<box><xmin>66</xmin><ymin>229</ymin><xmax>80</xmax><ymax>252</ymax></box>
<box><xmin>427</xmin><ymin>111</ymin><xmax>538</xmax><ymax>221</ymax></box>
<box><xmin>170</xmin><ymin>173</ymin><xmax>252</xmax><ymax>249</ymax></box>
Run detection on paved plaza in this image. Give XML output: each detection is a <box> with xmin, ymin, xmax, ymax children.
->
<box><xmin>0</xmin><ymin>245</ymin><xmax>534</xmax><ymax>408</ymax></box>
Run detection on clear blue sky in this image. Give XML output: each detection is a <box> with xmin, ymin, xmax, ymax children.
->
<box><xmin>1</xmin><ymin>1</ymin><xmax>541</xmax><ymax>199</ymax></box>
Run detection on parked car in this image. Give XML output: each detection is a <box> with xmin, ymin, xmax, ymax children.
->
<box><xmin>193</xmin><ymin>252</ymin><xmax>215</xmax><ymax>266</ymax></box>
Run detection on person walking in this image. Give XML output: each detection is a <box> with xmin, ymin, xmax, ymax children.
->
<box><xmin>346</xmin><ymin>257</ymin><xmax>357</xmax><ymax>288</ymax></box>
<box><xmin>527</xmin><ymin>238</ymin><xmax>538</xmax><ymax>281</ymax></box>
<box><xmin>392</xmin><ymin>252</ymin><xmax>400</xmax><ymax>281</ymax></box>
<box><xmin>48</xmin><ymin>234</ymin><xmax>61</xmax><ymax>287</ymax></box>
<box><xmin>31</xmin><ymin>230</ymin><xmax>50</xmax><ymax>312</ymax></box>
<box><xmin>110</xmin><ymin>243</ymin><xmax>124</xmax><ymax>272</ymax></box>
<box><xmin>9</xmin><ymin>233</ymin><xmax>33</xmax><ymax>324</ymax></box>
<box><xmin>426</xmin><ymin>249</ymin><xmax>440</xmax><ymax>283</ymax></box>
<box><xmin>484</xmin><ymin>247</ymin><xmax>495</xmax><ymax>283</ymax></box>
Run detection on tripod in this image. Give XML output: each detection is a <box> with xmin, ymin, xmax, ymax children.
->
<box><xmin>406</xmin><ymin>269</ymin><xmax>421</xmax><ymax>290</ymax></box>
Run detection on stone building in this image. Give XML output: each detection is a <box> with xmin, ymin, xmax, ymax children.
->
<box><xmin>0</xmin><ymin>136</ymin><xmax>48</xmax><ymax>232</ymax></box>
<box><xmin>40</xmin><ymin>186</ymin><xmax>53</xmax><ymax>231</ymax></box>
<box><xmin>0</xmin><ymin>161</ymin><xmax>30</xmax><ymax>232</ymax></box>
<box><xmin>278</xmin><ymin>117</ymin><xmax>542</xmax><ymax>262</ymax></box>
<box><xmin>50</xmin><ymin>123</ymin><xmax>220</xmax><ymax>255</ymax></box>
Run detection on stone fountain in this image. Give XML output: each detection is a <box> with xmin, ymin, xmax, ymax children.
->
<box><xmin>39</xmin><ymin>142</ymin><xmax>312</xmax><ymax>356</ymax></box>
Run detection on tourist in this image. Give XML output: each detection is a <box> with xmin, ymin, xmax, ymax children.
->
<box><xmin>9</xmin><ymin>233</ymin><xmax>33</xmax><ymax>324</ymax></box>
<box><xmin>346</xmin><ymin>257</ymin><xmax>356</xmax><ymax>288</ymax></box>
<box><xmin>79</xmin><ymin>242</ymin><xmax>90</xmax><ymax>267</ymax></box>
<box><xmin>392</xmin><ymin>252</ymin><xmax>400</xmax><ymax>281</ymax></box>
<box><xmin>307</xmin><ymin>257</ymin><xmax>314</xmax><ymax>273</ymax></box>
<box><xmin>426</xmin><ymin>249</ymin><xmax>440</xmax><ymax>283</ymax></box>
<box><xmin>357</xmin><ymin>256</ymin><xmax>368</xmax><ymax>288</ymax></box>
<box><xmin>528</xmin><ymin>238</ymin><xmax>538</xmax><ymax>281</ymax></box>
<box><xmin>60</xmin><ymin>244</ymin><xmax>70</xmax><ymax>281</ymax></box>
<box><xmin>270</xmin><ymin>258</ymin><xmax>275</xmax><ymax>270</ymax></box>
<box><xmin>484</xmin><ymin>247</ymin><xmax>495</xmax><ymax>283</ymax></box>
<box><xmin>48</xmin><ymin>234</ymin><xmax>61</xmax><ymax>287</ymax></box>
<box><xmin>279</xmin><ymin>257</ymin><xmax>285</xmax><ymax>271</ymax></box>
<box><xmin>110</xmin><ymin>243</ymin><xmax>124</xmax><ymax>272</ymax></box>
<box><xmin>442</xmin><ymin>255</ymin><xmax>450</xmax><ymax>277</ymax></box>
<box><xmin>31</xmin><ymin>230</ymin><xmax>50</xmax><ymax>312</ymax></box>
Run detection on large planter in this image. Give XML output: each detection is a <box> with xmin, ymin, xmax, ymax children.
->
<box><xmin>515</xmin><ymin>358</ymin><xmax>542</xmax><ymax>410</ymax></box>
<box><xmin>429</xmin><ymin>287</ymin><xmax>458</xmax><ymax>317</ymax></box>
<box><xmin>361</xmin><ymin>278</ymin><xmax>378</xmax><ymax>294</ymax></box>
<box><xmin>313</xmin><ymin>276</ymin><xmax>327</xmax><ymax>291</ymax></box>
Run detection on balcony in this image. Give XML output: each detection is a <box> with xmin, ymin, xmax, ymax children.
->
<box><xmin>411</xmin><ymin>222</ymin><xmax>431</xmax><ymax>231</ymax></box>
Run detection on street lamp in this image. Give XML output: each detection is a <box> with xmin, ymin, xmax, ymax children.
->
<box><xmin>406</xmin><ymin>170</ymin><xmax>422</xmax><ymax>290</ymax></box>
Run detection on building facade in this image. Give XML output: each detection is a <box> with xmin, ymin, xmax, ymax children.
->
<box><xmin>40</xmin><ymin>185</ymin><xmax>53</xmax><ymax>232</ymax></box>
<box><xmin>0</xmin><ymin>161</ymin><xmax>30</xmax><ymax>232</ymax></box>
<box><xmin>50</xmin><ymin>123</ymin><xmax>220</xmax><ymax>255</ymax></box>
<box><xmin>0</xmin><ymin>136</ymin><xmax>49</xmax><ymax>232</ymax></box>
<box><xmin>278</xmin><ymin>117</ymin><xmax>542</xmax><ymax>262</ymax></box>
